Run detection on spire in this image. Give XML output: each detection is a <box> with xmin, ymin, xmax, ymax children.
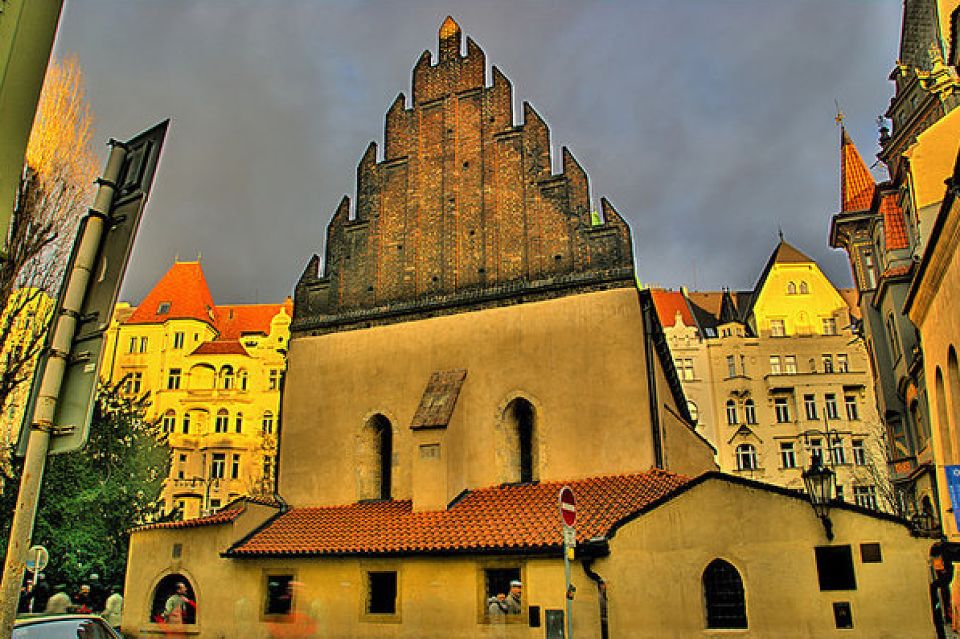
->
<box><xmin>719</xmin><ymin>288</ymin><xmax>739</xmax><ymax>324</ymax></box>
<box><xmin>839</xmin><ymin>126</ymin><xmax>876</xmax><ymax>212</ymax></box>
<box><xmin>439</xmin><ymin>16</ymin><xmax>462</xmax><ymax>62</ymax></box>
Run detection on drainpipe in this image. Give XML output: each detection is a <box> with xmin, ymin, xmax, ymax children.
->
<box><xmin>580</xmin><ymin>536</ymin><xmax>611</xmax><ymax>639</ymax></box>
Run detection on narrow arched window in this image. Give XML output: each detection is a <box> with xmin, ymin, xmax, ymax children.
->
<box><xmin>374</xmin><ymin>415</ymin><xmax>392</xmax><ymax>499</ymax></box>
<box><xmin>235</xmin><ymin>412</ymin><xmax>243</xmax><ymax>434</ymax></box>
<box><xmin>726</xmin><ymin>400</ymin><xmax>738</xmax><ymax>425</ymax></box>
<box><xmin>799</xmin><ymin>281</ymin><xmax>809</xmax><ymax>294</ymax></box>
<box><xmin>744</xmin><ymin>400</ymin><xmax>756</xmax><ymax>424</ymax></box>
<box><xmin>361</xmin><ymin>414</ymin><xmax>393</xmax><ymax>500</ymax></box>
<box><xmin>787</xmin><ymin>282</ymin><xmax>797</xmax><ymax>295</ymax></box>
<box><xmin>703</xmin><ymin>559</ymin><xmax>747</xmax><ymax>629</ymax></box>
<box><xmin>735</xmin><ymin>444</ymin><xmax>757</xmax><ymax>470</ymax></box>
<box><xmin>221</xmin><ymin>365</ymin><xmax>234</xmax><ymax>390</ymax></box>
<box><xmin>215</xmin><ymin>409</ymin><xmax>229</xmax><ymax>433</ymax></box>
<box><xmin>687</xmin><ymin>401</ymin><xmax>699</xmax><ymax>425</ymax></box>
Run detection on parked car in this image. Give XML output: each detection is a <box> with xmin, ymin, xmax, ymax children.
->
<box><xmin>13</xmin><ymin>614</ymin><xmax>121</xmax><ymax>638</ymax></box>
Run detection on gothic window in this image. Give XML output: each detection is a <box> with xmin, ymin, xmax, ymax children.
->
<box><xmin>360</xmin><ymin>414</ymin><xmax>393</xmax><ymax>500</ymax></box>
<box><xmin>501</xmin><ymin>398</ymin><xmax>537</xmax><ymax>483</ymax></box>
<box><xmin>735</xmin><ymin>444</ymin><xmax>757</xmax><ymax>470</ymax></box>
<box><xmin>703</xmin><ymin>559</ymin><xmax>747</xmax><ymax>629</ymax></box>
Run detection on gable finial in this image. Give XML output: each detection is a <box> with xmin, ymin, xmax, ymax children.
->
<box><xmin>834</xmin><ymin>99</ymin><xmax>844</xmax><ymax>127</ymax></box>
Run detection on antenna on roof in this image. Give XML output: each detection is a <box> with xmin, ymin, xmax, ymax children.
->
<box><xmin>174</xmin><ymin>253</ymin><xmax>179</xmax><ymax>263</ymax></box>
<box><xmin>777</xmin><ymin>224</ymin><xmax>784</xmax><ymax>242</ymax></box>
<box><xmin>197</xmin><ymin>252</ymin><xmax>202</xmax><ymax>262</ymax></box>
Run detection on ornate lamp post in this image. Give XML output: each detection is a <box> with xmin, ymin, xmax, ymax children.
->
<box><xmin>802</xmin><ymin>453</ymin><xmax>836</xmax><ymax>541</ymax></box>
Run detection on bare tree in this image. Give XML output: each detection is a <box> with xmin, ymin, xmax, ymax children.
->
<box><xmin>0</xmin><ymin>56</ymin><xmax>97</xmax><ymax>477</ymax></box>
<box><xmin>849</xmin><ymin>419</ymin><xmax>903</xmax><ymax>516</ymax></box>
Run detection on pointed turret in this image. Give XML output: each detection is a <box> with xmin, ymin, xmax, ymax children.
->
<box><xmin>439</xmin><ymin>16</ymin><xmax>461</xmax><ymax>62</ymax></box>
<box><xmin>719</xmin><ymin>288</ymin><xmax>739</xmax><ymax>325</ymax></box>
<box><xmin>840</xmin><ymin>127</ymin><xmax>876</xmax><ymax>212</ymax></box>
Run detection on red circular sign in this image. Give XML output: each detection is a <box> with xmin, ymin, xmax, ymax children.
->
<box><xmin>558</xmin><ymin>486</ymin><xmax>576</xmax><ymax>527</ymax></box>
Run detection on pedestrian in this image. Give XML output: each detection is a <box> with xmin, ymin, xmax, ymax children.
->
<box><xmin>487</xmin><ymin>592</ymin><xmax>508</xmax><ymax>617</ymax></box>
<box><xmin>45</xmin><ymin>584</ymin><xmax>72</xmax><ymax>614</ymax></box>
<box><xmin>31</xmin><ymin>573</ymin><xmax>50</xmax><ymax>613</ymax></box>
<box><xmin>17</xmin><ymin>581</ymin><xmax>32</xmax><ymax>614</ymax></box>
<box><xmin>75</xmin><ymin>584</ymin><xmax>93</xmax><ymax>613</ymax></box>
<box><xmin>102</xmin><ymin>587</ymin><xmax>123</xmax><ymax>629</ymax></box>
<box><xmin>89</xmin><ymin>573</ymin><xmax>106</xmax><ymax>612</ymax></box>
<box><xmin>504</xmin><ymin>580</ymin><xmax>522</xmax><ymax>614</ymax></box>
<box><xmin>163</xmin><ymin>582</ymin><xmax>190</xmax><ymax>624</ymax></box>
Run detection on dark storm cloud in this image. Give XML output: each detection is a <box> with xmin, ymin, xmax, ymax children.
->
<box><xmin>53</xmin><ymin>0</ymin><xmax>901</xmax><ymax>303</ymax></box>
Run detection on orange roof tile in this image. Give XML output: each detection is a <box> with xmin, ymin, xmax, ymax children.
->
<box><xmin>228</xmin><ymin>470</ymin><xmax>691</xmax><ymax>557</ymax></box>
<box><xmin>649</xmin><ymin>289</ymin><xmax>695</xmax><ymax>328</ymax></box>
<box><xmin>840</xmin><ymin>127</ymin><xmax>876</xmax><ymax>212</ymax></box>
<box><xmin>125</xmin><ymin>262</ymin><xmax>216</xmax><ymax>326</ymax></box>
<box><xmin>879</xmin><ymin>194</ymin><xmax>910</xmax><ymax>251</ymax></box>
<box><xmin>191</xmin><ymin>340</ymin><xmax>249</xmax><ymax>356</ymax></box>
<box><xmin>882</xmin><ymin>263</ymin><xmax>912</xmax><ymax>279</ymax></box>
<box><xmin>216</xmin><ymin>299</ymin><xmax>292</xmax><ymax>339</ymax></box>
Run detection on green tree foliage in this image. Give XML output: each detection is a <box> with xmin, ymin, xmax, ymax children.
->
<box><xmin>0</xmin><ymin>381</ymin><xmax>169</xmax><ymax>590</ymax></box>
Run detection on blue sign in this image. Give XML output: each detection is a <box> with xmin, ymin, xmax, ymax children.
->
<box><xmin>945</xmin><ymin>465</ymin><xmax>960</xmax><ymax>531</ymax></box>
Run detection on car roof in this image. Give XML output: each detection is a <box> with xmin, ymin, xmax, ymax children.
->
<box><xmin>15</xmin><ymin>614</ymin><xmax>108</xmax><ymax>627</ymax></box>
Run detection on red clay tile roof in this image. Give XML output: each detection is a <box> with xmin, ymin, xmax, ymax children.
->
<box><xmin>228</xmin><ymin>470</ymin><xmax>692</xmax><ymax>557</ymax></box>
<box><xmin>191</xmin><ymin>339</ymin><xmax>249</xmax><ymax>356</ymax></box>
<box><xmin>133</xmin><ymin>503</ymin><xmax>245</xmax><ymax>532</ymax></box>
<box><xmin>125</xmin><ymin>262</ymin><xmax>216</xmax><ymax>326</ymax></box>
<box><xmin>217</xmin><ymin>300</ymin><xmax>293</xmax><ymax>339</ymax></box>
<box><xmin>841</xmin><ymin>127</ymin><xmax>876</xmax><ymax>212</ymax></box>
<box><xmin>879</xmin><ymin>194</ymin><xmax>910</xmax><ymax>251</ymax></box>
<box><xmin>650</xmin><ymin>289</ymin><xmax>695</xmax><ymax>328</ymax></box>
<box><xmin>882</xmin><ymin>263</ymin><xmax>912</xmax><ymax>279</ymax></box>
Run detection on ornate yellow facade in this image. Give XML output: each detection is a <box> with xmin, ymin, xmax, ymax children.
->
<box><xmin>101</xmin><ymin>261</ymin><xmax>291</xmax><ymax>519</ymax></box>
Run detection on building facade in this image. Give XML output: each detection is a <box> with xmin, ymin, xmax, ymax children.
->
<box><xmin>653</xmin><ymin>241</ymin><xmax>887</xmax><ymax>508</ymax></box>
<box><xmin>122</xmin><ymin>18</ymin><xmax>933</xmax><ymax>638</ymax></box>
<box><xmin>101</xmin><ymin>261</ymin><xmax>292</xmax><ymax>519</ymax></box>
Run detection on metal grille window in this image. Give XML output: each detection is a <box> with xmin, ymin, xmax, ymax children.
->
<box><xmin>735</xmin><ymin>444</ymin><xmax>757</xmax><ymax>470</ymax></box>
<box><xmin>744</xmin><ymin>400</ymin><xmax>757</xmax><ymax>424</ymax></box>
<box><xmin>774</xmin><ymin>398</ymin><xmax>790</xmax><ymax>423</ymax></box>
<box><xmin>804</xmin><ymin>394</ymin><xmax>818</xmax><ymax>420</ymax></box>
<box><xmin>825</xmin><ymin>394</ymin><xmax>839</xmax><ymax>419</ymax></box>
<box><xmin>703</xmin><ymin>559</ymin><xmax>747</xmax><ymax>629</ymax></box>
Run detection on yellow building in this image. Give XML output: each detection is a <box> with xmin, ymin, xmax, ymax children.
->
<box><xmin>101</xmin><ymin>261</ymin><xmax>292</xmax><ymax>519</ymax></box>
<box><xmin>121</xmin><ymin>19</ymin><xmax>934</xmax><ymax>638</ymax></box>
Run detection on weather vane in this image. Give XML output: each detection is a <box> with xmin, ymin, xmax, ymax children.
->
<box><xmin>834</xmin><ymin>99</ymin><xmax>844</xmax><ymax>126</ymax></box>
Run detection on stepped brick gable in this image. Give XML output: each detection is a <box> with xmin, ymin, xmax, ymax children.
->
<box><xmin>293</xmin><ymin>17</ymin><xmax>634</xmax><ymax>335</ymax></box>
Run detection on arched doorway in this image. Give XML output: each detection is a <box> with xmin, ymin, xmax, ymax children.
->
<box><xmin>150</xmin><ymin>573</ymin><xmax>196</xmax><ymax>624</ymax></box>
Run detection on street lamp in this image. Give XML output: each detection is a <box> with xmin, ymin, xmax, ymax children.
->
<box><xmin>802</xmin><ymin>453</ymin><xmax>836</xmax><ymax>541</ymax></box>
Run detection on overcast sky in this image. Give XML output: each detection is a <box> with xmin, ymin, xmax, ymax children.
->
<box><xmin>52</xmin><ymin>0</ymin><xmax>902</xmax><ymax>305</ymax></box>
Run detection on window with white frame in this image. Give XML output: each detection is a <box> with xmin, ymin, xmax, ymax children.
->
<box><xmin>822</xmin><ymin>318</ymin><xmax>837</xmax><ymax>335</ymax></box>
<box><xmin>736</xmin><ymin>444</ymin><xmax>758</xmax><ymax>470</ymax></box>
<box><xmin>837</xmin><ymin>354</ymin><xmax>849</xmax><ymax>373</ymax></box>
<box><xmin>173</xmin><ymin>331</ymin><xmax>185</xmax><ymax>349</ymax></box>
<box><xmin>167</xmin><ymin>368</ymin><xmax>182</xmax><ymax>390</ymax></box>
<box><xmin>770</xmin><ymin>320</ymin><xmax>786</xmax><ymax>337</ymax></box>
<box><xmin>726</xmin><ymin>356</ymin><xmax>736</xmax><ymax>378</ymax></box>
<box><xmin>262</xmin><ymin>411</ymin><xmax>274</xmax><ymax>434</ymax></box>
<box><xmin>726</xmin><ymin>401</ymin><xmax>738</xmax><ymax>425</ymax></box>
<box><xmin>830</xmin><ymin>438</ymin><xmax>846</xmax><ymax>465</ymax></box>
<box><xmin>215</xmin><ymin>409</ymin><xmax>229</xmax><ymax>433</ymax></box>
<box><xmin>770</xmin><ymin>356</ymin><xmax>782</xmax><ymax>375</ymax></box>
<box><xmin>825</xmin><ymin>394</ymin><xmax>839</xmax><ymax>419</ymax></box>
<box><xmin>780</xmin><ymin>442</ymin><xmax>797</xmax><ymax>468</ymax></box>
<box><xmin>774</xmin><ymin>397</ymin><xmax>790</xmax><ymax>423</ymax></box>
<box><xmin>139</xmin><ymin>336</ymin><xmax>148</xmax><ymax>353</ymax></box>
<box><xmin>804</xmin><ymin>394</ymin><xmax>818</xmax><ymax>420</ymax></box>
<box><xmin>162</xmin><ymin>411</ymin><xmax>176</xmax><ymax>433</ymax></box>
<box><xmin>822</xmin><ymin>355</ymin><xmax>834</xmax><ymax>373</ymax></box>
<box><xmin>784</xmin><ymin>355</ymin><xmax>797</xmax><ymax>375</ymax></box>
<box><xmin>744</xmin><ymin>400</ymin><xmax>757</xmax><ymax>424</ymax></box>
<box><xmin>808</xmin><ymin>438</ymin><xmax>824</xmax><ymax>465</ymax></box>
<box><xmin>852</xmin><ymin>439</ymin><xmax>866</xmax><ymax>465</ymax></box>
<box><xmin>845</xmin><ymin>395</ymin><xmax>859</xmax><ymax>420</ymax></box>
<box><xmin>210</xmin><ymin>453</ymin><xmax>226</xmax><ymax>479</ymax></box>
<box><xmin>854</xmin><ymin>485</ymin><xmax>878</xmax><ymax>510</ymax></box>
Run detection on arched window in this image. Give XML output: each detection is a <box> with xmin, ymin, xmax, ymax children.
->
<box><xmin>215</xmin><ymin>409</ymin><xmax>229</xmax><ymax>433</ymax></box>
<box><xmin>235</xmin><ymin>412</ymin><xmax>243</xmax><ymax>434</ymax></box>
<box><xmin>948</xmin><ymin>347</ymin><xmax>960</xmax><ymax>462</ymax></box>
<box><xmin>744</xmin><ymin>400</ymin><xmax>756</xmax><ymax>425</ymax></box>
<box><xmin>182</xmin><ymin>412</ymin><xmax>191</xmax><ymax>435</ymax></box>
<box><xmin>221</xmin><ymin>366</ymin><xmax>234</xmax><ymax>390</ymax></box>
<box><xmin>703</xmin><ymin>559</ymin><xmax>747</xmax><ymax>629</ymax></box>
<box><xmin>150</xmin><ymin>574</ymin><xmax>197</xmax><ymax>624</ymax></box>
<box><xmin>501</xmin><ymin>398</ymin><xmax>538</xmax><ymax>483</ymax></box>
<box><xmin>262</xmin><ymin>411</ymin><xmax>274</xmax><ymax>435</ymax></box>
<box><xmin>787</xmin><ymin>282</ymin><xmax>797</xmax><ymax>295</ymax></box>
<box><xmin>799</xmin><ymin>281</ymin><xmax>809</xmax><ymax>294</ymax></box>
<box><xmin>726</xmin><ymin>400</ymin><xmax>738</xmax><ymax>425</ymax></box>
<box><xmin>359</xmin><ymin>414</ymin><xmax>393</xmax><ymax>500</ymax></box>
<box><xmin>735</xmin><ymin>444</ymin><xmax>757</xmax><ymax>470</ymax></box>
<box><xmin>687</xmin><ymin>401</ymin><xmax>699</xmax><ymax>425</ymax></box>
<box><xmin>238</xmin><ymin>369</ymin><xmax>248</xmax><ymax>391</ymax></box>
<box><xmin>162</xmin><ymin>410</ymin><xmax>176</xmax><ymax>433</ymax></box>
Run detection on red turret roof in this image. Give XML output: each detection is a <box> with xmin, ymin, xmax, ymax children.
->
<box><xmin>879</xmin><ymin>194</ymin><xmax>910</xmax><ymax>250</ymax></box>
<box><xmin>840</xmin><ymin>127</ymin><xmax>876</xmax><ymax>212</ymax></box>
<box><xmin>649</xmin><ymin>289</ymin><xmax>696</xmax><ymax>328</ymax></box>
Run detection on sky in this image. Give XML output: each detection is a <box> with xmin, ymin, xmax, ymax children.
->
<box><xmin>52</xmin><ymin>0</ymin><xmax>904</xmax><ymax>305</ymax></box>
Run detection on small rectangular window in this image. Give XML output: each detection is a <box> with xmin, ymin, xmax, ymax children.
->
<box><xmin>860</xmin><ymin>543</ymin><xmax>882</xmax><ymax>563</ymax></box>
<box><xmin>167</xmin><ymin>368</ymin><xmax>182</xmax><ymax>390</ymax></box>
<box><xmin>815</xmin><ymin>545</ymin><xmax>857</xmax><ymax>591</ymax></box>
<box><xmin>822</xmin><ymin>318</ymin><xmax>837</xmax><ymax>335</ymax></box>
<box><xmin>774</xmin><ymin>397</ymin><xmax>790</xmax><ymax>423</ymax></box>
<box><xmin>140</xmin><ymin>336</ymin><xmax>149</xmax><ymax>353</ymax></box>
<box><xmin>833</xmin><ymin>602</ymin><xmax>854</xmax><ymax>629</ymax></box>
<box><xmin>726</xmin><ymin>356</ymin><xmax>736</xmax><ymax>378</ymax></box>
<box><xmin>780</xmin><ymin>442</ymin><xmax>797</xmax><ymax>469</ymax></box>
<box><xmin>770</xmin><ymin>319</ymin><xmax>786</xmax><ymax>337</ymax></box>
<box><xmin>231</xmin><ymin>454</ymin><xmax>240</xmax><ymax>479</ymax></box>
<box><xmin>173</xmin><ymin>332</ymin><xmax>185</xmax><ymax>349</ymax></box>
<box><xmin>845</xmin><ymin>395</ymin><xmax>859</xmax><ymax>420</ymax></box>
<box><xmin>157</xmin><ymin>302</ymin><xmax>171</xmax><ymax>315</ymax></box>
<box><xmin>822</xmin><ymin>355</ymin><xmax>834</xmax><ymax>373</ymax></box>
<box><xmin>770</xmin><ymin>356</ymin><xmax>781</xmax><ymax>375</ymax></box>
<box><xmin>784</xmin><ymin>355</ymin><xmax>797</xmax><ymax>374</ymax></box>
<box><xmin>837</xmin><ymin>354</ymin><xmax>849</xmax><ymax>373</ymax></box>
<box><xmin>825</xmin><ymin>394</ymin><xmax>839</xmax><ymax>419</ymax></box>
<box><xmin>367</xmin><ymin>571</ymin><xmax>398</xmax><ymax>614</ymax></box>
<box><xmin>483</xmin><ymin>567</ymin><xmax>522</xmax><ymax>620</ymax></box>
<box><xmin>804</xmin><ymin>394</ymin><xmax>818</xmax><ymax>420</ymax></box>
<box><xmin>265</xmin><ymin>575</ymin><xmax>294</xmax><ymax>615</ymax></box>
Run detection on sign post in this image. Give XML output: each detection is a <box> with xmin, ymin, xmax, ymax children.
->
<box><xmin>559</xmin><ymin>486</ymin><xmax>577</xmax><ymax>639</ymax></box>
<box><xmin>25</xmin><ymin>545</ymin><xmax>48</xmax><ymax>613</ymax></box>
<box><xmin>0</xmin><ymin>121</ymin><xmax>169</xmax><ymax>636</ymax></box>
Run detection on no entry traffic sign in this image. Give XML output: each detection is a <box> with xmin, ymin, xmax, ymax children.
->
<box><xmin>559</xmin><ymin>486</ymin><xmax>576</xmax><ymax>528</ymax></box>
